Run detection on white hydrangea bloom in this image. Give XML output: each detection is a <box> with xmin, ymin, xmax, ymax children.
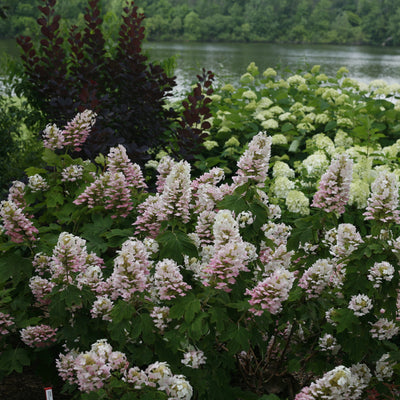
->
<box><xmin>301</xmin><ymin>151</ymin><xmax>330</xmax><ymax>178</ymax></box>
<box><xmin>348</xmin><ymin>179</ymin><xmax>370</xmax><ymax>209</ymax></box>
<box><xmin>375</xmin><ymin>353</ymin><xmax>395</xmax><ymax>381</ymax></box>
<box><xmin>272</xmin><ymin>161</ymin><xmax>295</xmax><ymax>178</ymax></box>
<box><xmin>285</xmin><ymin>190</ymin><xmax>310</xmax><ymax>215</ymax></box>
<box><xmin>348</xmin><ymin>294</ymin><xmax>373</xmax><ymax>316</ymax></box>
<box><xmin>271</xmin><ymin>134</ymin><xmax>288</xmax><ymax>145</ymax></box>
<box><xmin>242</xmin><ymin>90</ymin><xmax>257</xmax><ymax>100</ymax></box>
<box><xmin>272</xmin><ymin>176</ymin><xmax>295</xmax><ymax>199</ymax></box>
<box><xmin>319</xmin><ymin>333</ymin><xmax>341</xmax><ymax>354</ymax></box>
<box><xmin>61</xmin><ymin>165</ymin><xmax>84</xmax><ymax>182</ymax></box>
<box><xmin>261</xmin><ymin>118</ymin><xmax>279</xmax><ymax>130</ymax></box>
<box><xmin>28</xmin><ymin>174</ymin><xmax>49</xmax><ymax>192</ymax></box>
<box><xmin>287</xmin><ymin>74</ymin><xmax>306</xmax><ymax>86</ymax></box>
<box><xmin>367</xmin><ymin>261</ymin><xmax>395</xmax><ymax>288</ymax></box>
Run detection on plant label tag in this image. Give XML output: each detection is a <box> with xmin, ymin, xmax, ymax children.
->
<box><xmin>44</xmin><ymin>387</ymin><xmax>53</xmax><ymax>400</ymax></box>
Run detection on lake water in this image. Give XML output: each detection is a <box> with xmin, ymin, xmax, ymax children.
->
<box><xmin>143</xmin><ymin>42</ymin><xmax>400</xmax><ymax>97</ymax></box>
<box><xmin>2</xmin><ymin>39</ymin><xmax>400</xmax><ymax>96</ymax></box>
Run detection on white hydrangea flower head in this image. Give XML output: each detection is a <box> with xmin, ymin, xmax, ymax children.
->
<box><xmin>272</xmin><ymin>161</ymin><xmax>295</xmax><ymax>178</ymax></box>
<box><xmin>272</xmin><ymin>176</ymin><xmax>295</xmax><ymax>199</ymax></box>
<box><xmin>301</xmin><ymin>151</ymin><xmax>330</xmax><ymax>178</ymax></box>
<box><xmin>28</xmin><ymin>174</ymin><xmax>49</xmax><ymax>192</ymax></box>
<box><xmin>286</xmin><ymin>190</ymin><xmax>310</xmax><ymax>215</ymax></box>
<box><xmin>348</xmin><ymin>294</ymin><xmax>373</xmax><ymax>316</ymax></box>
<box><xmin>271</xmin><ymin>134</ymin><xmax>288</xmax><ymax>145</ymax></box>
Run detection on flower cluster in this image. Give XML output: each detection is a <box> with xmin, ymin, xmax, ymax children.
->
<box><xmin>298</xmin><ymin>259</ymin><xmax>335</xmax><ymax>298</ymax></box>
<box><xmin>326</xmin><ymin>223</ymin><xmax>363</xmax><ymax>259</ymax></box>
<box><xmin>61</xmin><ymin>110</ymin><xmax>97</xmax><ymax>152</ymax></box>
<box><xmin>295</xmin><ymin>364</ymin><xmax>371</xmax><ymax>400</ymax></box>
<box><xmin>159</xmin><ymin>160</ymin><xmax>192</xmax><ymax>223</ymax></box>
<box><xmin>246</xmin><ymin>268</ymin><xmax>295</xmax><ymax>316</ymax></box>
<box><xmin>311</xmin><ymin>153</ymin><xmax>353</xmax><ymax>215</ymax></box>
<box><xmin>364</xmin><ymin>170</ymin><xmax>400</xmax><ymax>223</ymax></box>
<box><xmin>43</xmin><ymin>110</ymin><xmax>96</xmax><ymax>152</ymax></box>
<box><xmin>28</xmin><ymin>174</ymin><xmax>49</xmax><ymax>192</ymax></box>
<box><xmin>203</xmin><ymin>210</ymin><xmax>250</xmax><ymax>291</ymax></box>
<box><xmin>90</xmin><ymin>295</ymin><xmax>113</xmax><ymax>321</ymax></box>
<box><xmin>61</xmin><ymin>165</ymin><xmax>84</xmax><ymax>182</ymax></box>
<box><xmin>107</xmin><ymin>144</ymin><xmax>147</xmax><ymax>189</ymax></box>
<box><xmin>150</xmin><ymin>306</ymin><xmax>172</xmax><ymax>332</ymax></box>
<box><xmin>370</xmin><ymin>318</ymin><xmax>399</xmax><ymax>340</ymax></box>
<box><xmin>56</xmin><ymin>339</ymin><xmax>128</xmax><ymax>393</ymax></box>
<box><xmin>0</xmin><ymin>312</ymin><xmax>15</xmax><ymax>335</ymax></box>
<box><xmin>367</xmin><ymin>261</ymin><xmax>395</xmax><ymax>288</ymax></box>
<box><xmin>181</xmin><ymin>349</ymin><xmax>207</xmax><ymax>369</ymax></box>
<box><xmin>285</xmin><ymin>190</ymin><xmax>310</xmax><ymax>215</ymax></box>
<box><xmin>73</xmin><ymin>144</ymin><xmax>149</xmax><ymax>218</ymax></box>
<box><xmin>29</xmin><ymin>275</ymin><xmax>55</xmax><ymax>308</ymax></box>
<box><xmin>233</xmin><ymin>131</ymin><xmax>272</xmax><ymax>186</ymax></box>
<box><xmin>141</xmin><ymin>361</ymin><xmax>193</xmax><ymax>399</ymax></box>
<box><xmin>0</xmin><ymin>200</ymin><xmax>38</xmax><ymax>243</ymax></box>
<box><xmin>58</xmin><ymin>354</ymin><xmax>194</xmax><ymax>400</ymax></box>
<box><xmin>107</xmin><ymin>238</ymin><xmax>151</xmax><ymax>301</ymax></box>
<box><xmin>152</xmin><ymin>259</ymin><xmax>192</xmax><ymax>301</ymax></box>
<box><xmin>375</xmin><ymin>353</ymin><xmax>395</xmax><ymax>381</ymax></box>
<box><xmin>42</xmin><ymin>123</ymin><xmax>64</xmax><ymax>150</ymax></box>
<box><xmin>348</xmin><ymin>294</ymin><xmax>373</xmax><ymax>316</ymax></box>
<box><xmin>20</xmin><ymin>324</ymin><xmax>58</xmax><ymax>348</ymax></box>
<box><xmin>7</xmin><ymin>181</ymin><xmax>26</xmax><ymax>208</ymax></box>
<box><xmin>318</xmin><ymin>333</ymin><xmax>341</xmax><ymax>355</ymax></box>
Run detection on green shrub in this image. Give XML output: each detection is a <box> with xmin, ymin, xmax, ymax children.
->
<box><xmin>189</xmin><ymin>63</ymin><xmax>400</xmax><ymax>178</ymax></box>
<box><xmin>0</xmin><ymin>66</ymin><xmax>42</xmax><ymax>198</ymax></box>
<box><xmin>1</xmin><ymin>107</ymin><xmax>400</xmax><ymax>399</ymax></box>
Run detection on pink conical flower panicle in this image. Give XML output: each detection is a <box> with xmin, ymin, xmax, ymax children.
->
<box><xmin>202</xmin><ymin>210</ymin><xmax>250</xmax><ymax>291</ymax></box>
<box><xmin>159</xmin><ymin>160</ymin><xmax>192</xmax><ymax>223</ymax></box>
<box><xmin>233</xmin><ymin>132</ymin><xmax>272</xmax><ymax>186</ymax></box>
<box><xmin>43</xmin><ymin>123</ymin><xmax>64</xmax><ymax>150</ymax></box>
<box><xmin>133</xmin><ymin>194</ymin><xmax>163</xmax><ymax>238</ymax></box>
<box><xmin>74</xmin><ymin>171</ymin><xmax>134</xmax><ymax>219</ymax></box>
<box><xmin>107</xmin><ymin>239</ymin><xmax>152</xmax><ymax>301</ymax></box>
<box><xmin>0</xmin><ymin>200</ymin><xmax>38</xmax><ymax>243</ymax></box>
<box><xmin>43</xmin><ymin>110</ymin><xmax>96</xmax><ymax>152</ymax></box>
<box><xmin>62</xmin><ymin>110</ymin><xmax>97</xmax><ymax>151</ymax></box>
<box><xmin>312</xmin><ymin>153</ymin><xmax>353</xmax><ymax>215</ymax></box>
<box><xmin>50</xmin><ymin>232</ymin><xmax>89</xmax><ymax>280</ymax></box>
<box><xmin>246</xmin><ymin>268</ymin><xmax>295</xmax><ymax>316</ymax></box>
<box><xmin>152</xmin><ymin>259</ymin><xmax>192</xmax><ymax>301</ymax></box>
<box><xmin>107</xmin><ymin>145</ymin><xmax>147</xmax><ymax>189</ymax></box>
<box><xmin>363</xmin><ymin>170</ymin><xmax>400</xmax><ymax>223</ymax></box>
<box><xmin>7</xmin><ymin>181</ymin><xmax>26</xmax><ymax>209</ymax></box>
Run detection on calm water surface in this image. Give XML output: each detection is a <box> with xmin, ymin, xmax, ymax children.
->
<box><xmin>2</xmin><ymin>39</ymin><xmax>400</xmax><ymax>96</ymax></box>
<box><xmin>143</xmin><ymin>42</ymin><xmax>400</xmax><ymax>96</ymax></box>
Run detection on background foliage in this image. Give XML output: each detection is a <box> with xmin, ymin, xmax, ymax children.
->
<box><xmin>1</xmin><ymin>0</ymin><xmax>400</xmax><ymax>45</ymax></box>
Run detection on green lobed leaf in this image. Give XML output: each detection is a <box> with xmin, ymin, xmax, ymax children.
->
<box><xmin>42</xmin><ymin>148</ymin><xmax>60</xmax><ymax>167</ymax></box>
<box><xmin>157</xmin><ymin>230</ymin><xmax>198</xmax><ymax>264</ymax></box>
<box><xmin>217</xmin><ymin>194</ymin><xmax>248</xmax><ymax>214</ymax></box>
<box><xmin>184</xmin><ymin>297</ymin><xmax>201</xmax><ymax>323</ymax></box>
<box><xmin>0</xmin><ymin>348</ymin><xmax>30</xmax><ymax>374</ymax></box>
<box><xmin>45</xmin><ymin>188</ymin><xmax>64</xmax><ymax>208</ymax></box>
<box><xmin>0</xmin><ymin>252</ymin><xmax>32</xmax><ymax>284</ymax></box>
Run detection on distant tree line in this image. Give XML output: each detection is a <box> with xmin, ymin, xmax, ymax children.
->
<box><xmin>1</xmin><ymin>0</ymin><xmax>400</xmax><ymax>46</ymax></box>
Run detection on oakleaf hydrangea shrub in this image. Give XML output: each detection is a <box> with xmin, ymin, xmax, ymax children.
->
<box><xmin>2</xmin><ymin>112</ymin><xmax>400</xmax><ymax>399</ymax></box>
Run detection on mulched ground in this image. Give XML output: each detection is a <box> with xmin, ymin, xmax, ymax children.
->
<box><xmin>0</xmin><ymin>369</ymin><xmax>73</xmax><ymax>400</ymax></box>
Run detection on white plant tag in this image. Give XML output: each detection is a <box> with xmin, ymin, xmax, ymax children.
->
<box><xmin>44</xmin><ymin>387</ymin><xmax>54</xmax><ymax>400</ymax></box>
